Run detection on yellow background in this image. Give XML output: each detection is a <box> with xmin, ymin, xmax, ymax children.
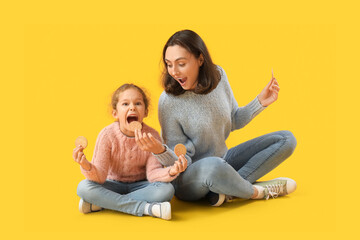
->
<box><xmin>1</xmin><ymin>0</ymin><xmax>359</xmax><ymax>239</ymax></box>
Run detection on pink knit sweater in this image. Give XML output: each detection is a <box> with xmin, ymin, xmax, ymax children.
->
<box><xmin>81</xmin><ymin>122</ymin><xmax>177</xmax><ymax>184</ymax></box>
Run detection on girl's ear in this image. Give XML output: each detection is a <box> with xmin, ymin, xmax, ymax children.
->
<box><xmin>112</xmin><ymin>109</ymin><xmax>118</xmax><ymax>119</ymax></box>
<box><xmin>145</xmin><ymin>109</ymin><xmax>149</xmax><ymax>118</ymax></box>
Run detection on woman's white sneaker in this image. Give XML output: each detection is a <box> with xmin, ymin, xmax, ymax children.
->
<box><xmin>253</xmin><ymin>177</ymin><xmax>297</xmax><ymax>200</ymax></box>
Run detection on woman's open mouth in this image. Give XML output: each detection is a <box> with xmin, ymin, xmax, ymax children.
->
<box><xmin>178</xmin><ymin>77</ymin><xmax>187</xmax><ymax>86</ymax></box>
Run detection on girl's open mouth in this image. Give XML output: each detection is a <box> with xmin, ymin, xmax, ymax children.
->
<box><xmin>127</xmin><ymin>116</ymin><xmax>138</xmax><ymax>124</ymax></box>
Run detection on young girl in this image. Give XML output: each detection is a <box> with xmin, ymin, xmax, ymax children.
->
<box><xmin>73</xmin><ymin>83</ymin><xmax>187</xmax><ymax>220</ymax></box>
<box><xmin>154</xmin><ymin>30</ymin><xmax>297</xmax><ymax>206</ymax></box>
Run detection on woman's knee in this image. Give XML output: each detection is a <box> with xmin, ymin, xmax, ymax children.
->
<box><xmin>199</xmin><ymin>157</ymin><xmax>231</xmax><ymax>180</ymax></box>
<box><xmin>280</xmin><ymin>130</ymin><xmax>297</xmax><ymax>155</ymax></box>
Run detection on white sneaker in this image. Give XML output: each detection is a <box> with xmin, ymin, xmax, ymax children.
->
<box><xmin>148</xmin><ymin>202</ymin><xmax>171</xmax><ymax>220</ymax></box>
<box><xmin>79</xmin><ymin>199</ymin><xmax>103</xmax><ymax>214</ymax></box>
<box><xmin>253</xmin><ymin>177</ymin><xmax>297</xmax><ymax>200</ymax></box>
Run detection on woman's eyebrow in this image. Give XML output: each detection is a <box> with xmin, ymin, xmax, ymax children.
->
<box><xmin>165</xmin><ymin>57</ymin><xmax>187</xmax><ymax>62</ymax></box>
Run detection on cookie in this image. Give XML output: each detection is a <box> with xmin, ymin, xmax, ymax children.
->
<box><xmin>174</xmin><ymin>144</ymin><xmax>187</xmax><ymax>157</ymax></box>
<box><xmin>75</xmin><ymin>136</ymin><xmax>88</xmax><ymax>148</ymax></box>
<box><xmin>129</xmin><ymin>121</ymin><xmax>142</xmax><ymax>132</ymax></box>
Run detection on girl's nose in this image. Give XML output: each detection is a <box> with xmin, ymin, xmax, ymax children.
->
<box><xmin>129</xmin><ymin>103</ymin><xmax>135</xmax><ymax>110</ymax></box>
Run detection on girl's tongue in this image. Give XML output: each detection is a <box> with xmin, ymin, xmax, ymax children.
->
<box><xmin>127</xmin><ymin>116</ymin><xmax>138</xmax><ymax>124</ymax></box>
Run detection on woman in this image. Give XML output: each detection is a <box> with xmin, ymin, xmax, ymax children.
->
<box><xmin>154</xmin><ymin>30</ymin><xmax>297</xmax><ymax>206</ymax></box>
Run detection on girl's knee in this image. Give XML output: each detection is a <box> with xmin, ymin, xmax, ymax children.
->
<box><xmin>149</xmin><ymin>182</ymin><xmax>175</xmax><ymax>202</ymax></box>
<box><xmin>77</xmin><ymin>179</ymin><xmax>98</xmax><ymax>199</ymax></box>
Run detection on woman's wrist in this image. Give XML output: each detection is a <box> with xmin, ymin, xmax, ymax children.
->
<box><xmin>257</xmin><ymin>95</ymin><xmax>265</xmax><ymax>107</ymax></box>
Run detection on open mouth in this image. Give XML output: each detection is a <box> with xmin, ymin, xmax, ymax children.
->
<box><xmin>178</xmin><ymin>77</ymin><xmax>187</xmax><ymax>86</ymax></box>
<box><xmin>127</xmin><ymin>116</ymin><xmax>138</xmax><ymax>124</ymax></box>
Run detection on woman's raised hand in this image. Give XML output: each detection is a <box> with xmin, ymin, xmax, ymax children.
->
<box><xmin>169</xmin><ymin>155</ymin><xmax>188</xmax><ymax>176</ymax></box>
<box><xmin>257</xmin><ymin>70</ymin><xmax>280</xmax><ymax>107</ymax></box>
<box><xmin>73</xmin><ymin>146</ymin><xmax>91</xmax><ymax>171</ymax></box>
<box><xmin>135</xmin><ymin>129</ymin><xmax>166</xmax><ymax>154</ymax></box>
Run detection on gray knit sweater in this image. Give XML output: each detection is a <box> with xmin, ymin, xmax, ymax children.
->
<box><xmin>155</xmin><ymin>66</ymin><xmax>266</xmax><ymax>167</ymax></box>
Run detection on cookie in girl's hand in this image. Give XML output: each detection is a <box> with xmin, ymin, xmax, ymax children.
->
<box><xmin>75</xmin><ymin>136</ymin><xmax>88</xmax><ymax>148</ymax></box>
<box><xmin>174</xmin><ymin>144</ymin><xmax>187</xmax><ymax>157</ymax></box>
<box><xmin>129</xmin><ymin>121</ymin><xmax>142</xmax><ymax>132</ymax></box>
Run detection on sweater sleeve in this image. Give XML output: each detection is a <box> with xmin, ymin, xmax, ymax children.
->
<box><xmin>220</xmin><ymin>67</ymin><xmax>266</xmax><ymax>131</ymax></box>
<box><xmin>156</xmin><ymin>93</ymin><xmax>193</xmax><ymax>166</ymax></box>
<box><xmin>80</xmin><ymin>127</ymin><xmax>112</xmax><ymax>184</ymax></box>
<box><xmin>146</xmin><ymin>154</ymin><xmax>178</xmax><ymax>183</ymax></box>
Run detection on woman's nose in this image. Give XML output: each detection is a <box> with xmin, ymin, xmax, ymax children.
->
<box><xmin>171</xmin><ymin>66</ymin><xmax>179</xmax><ymax>77</ymax></box>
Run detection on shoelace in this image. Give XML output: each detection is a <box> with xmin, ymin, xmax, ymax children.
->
<box><xmin>264</xmin><ymin>184</ymin><xmax>284</xmax><ymax>200</ymax></box>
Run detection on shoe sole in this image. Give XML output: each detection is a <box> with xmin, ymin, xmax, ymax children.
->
<box><xmin>161</xmin><ymin>202</ymin><xmax>172</xmax><ymax>220</ymax></box>
<box><xmin>212</xmin><ymin>194</ymin><xmax>226</xmax><ymax>207</ymax></box>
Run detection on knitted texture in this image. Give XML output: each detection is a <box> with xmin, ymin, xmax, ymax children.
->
<box><xmin>81</xmin><ymin>122</ymin><xmax>178</xmax><ymax>184</ymax></box>
<box><xmin>155</xmin><ymin>66</ymin><xmax>266</xmax><ymax>166</ymax></box>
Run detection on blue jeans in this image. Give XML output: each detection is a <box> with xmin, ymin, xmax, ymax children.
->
<box><xmin>172</xmin><ymin>130</ymin><xmax>297</xmax><ymax>201</ymax></box>
<box><xmin>77</xmin><ymin>179</ymin><xmax>175</xmax><ymax>216</ymax></box>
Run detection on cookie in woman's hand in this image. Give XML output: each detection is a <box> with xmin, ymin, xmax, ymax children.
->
<box><xmin>174</xmin><ymin>144</ymin><xmax>186</xmax><ymax>157</ymax></box>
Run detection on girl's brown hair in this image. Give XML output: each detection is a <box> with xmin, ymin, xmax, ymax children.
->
<box><xmin>111</xmin><ymin>84</ymin><xmax>150</xmax><ymax>112</ymax></box>
<box><xmin>161</xmin><ymin>30</ymin><xmax>221</xmax><ymax>96</ymax></box>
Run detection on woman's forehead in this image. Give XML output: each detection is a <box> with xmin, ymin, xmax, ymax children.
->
<box><xmin>165</xmin><ymin>45</ymin><xmax>192</xmax><ymax>61</ymax></box>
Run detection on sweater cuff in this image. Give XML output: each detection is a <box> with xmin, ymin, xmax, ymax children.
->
<box><xmin>153</xmin><ymin>145</ymin><xmax>178</xmax><ymax>167</ymax></box>
<box><xmin>249</xmin><ymin>97</ymin><xmax>266</xmax><ymax>118</ymax></box>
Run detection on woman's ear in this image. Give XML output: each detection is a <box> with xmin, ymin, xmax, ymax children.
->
<box><xmin>199</xmin><ymin>54</ymin><xmax>204</xmax><ymax>66</ymax></box>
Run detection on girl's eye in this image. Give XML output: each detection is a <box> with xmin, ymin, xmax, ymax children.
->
<box><xmin>122</xmin><ymin>103</ymin><xmax>128</xmax><ymax>106</ymax></box>
<box><xmin>136</xmin><ymin>102</ymin><xmax>142</xmax><ymax>106</ymax></box>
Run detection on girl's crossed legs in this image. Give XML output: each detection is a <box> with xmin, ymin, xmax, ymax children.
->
<box><xmin>77</xmin><ymin>179</ymin><xmax>174</xmax><ymax>216</ymax></box>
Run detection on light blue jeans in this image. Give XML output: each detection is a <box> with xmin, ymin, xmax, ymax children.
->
<box><xmin>172</xmin><ymin>130</ymin><xmax>297</xmax><ymax>201</ymax></box>
<box><xmin>77</xmin><ymin>179</ymin><xmax>174</xmax><ymax>216</ymax></box>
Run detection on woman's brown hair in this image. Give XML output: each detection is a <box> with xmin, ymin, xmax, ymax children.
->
<box><xmin>161</xmin><ymin>30</ymin><xmax>221</xmax><ymax>96</ymax></box>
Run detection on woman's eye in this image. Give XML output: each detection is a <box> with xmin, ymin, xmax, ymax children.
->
<box><xmin>179</xmin><ymin>63</ymin><xmax>185</xmax><ymax>67</ymax></box>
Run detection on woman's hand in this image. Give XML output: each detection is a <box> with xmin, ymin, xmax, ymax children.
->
<box><xmin>135</xmin><ymin>129</ymin><xmax>166</xmax><ymax>154</ymax></box>
<box><xmin>73</xmin><ymin>146</ymin><xmax>91</xmax><ymax>171</ymax></box>
<box><xmin>257</xmin><ymin>72</ymin><xmax>280</xmax><ymax>107</ymax></box>
<box><xmin>169</xmin><ymin>155</ymin><xmax>188</xmax><ymax>176</ymax></box>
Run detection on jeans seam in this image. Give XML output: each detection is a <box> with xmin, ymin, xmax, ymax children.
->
<box><xmin>242</xmin><ymin>136</ymin><xmax>287</xmax><ymax>180</ymax></box>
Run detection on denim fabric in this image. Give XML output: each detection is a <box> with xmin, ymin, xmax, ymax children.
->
<box><xmin>173</xmin><ymin>130</ymin><xmax>297</xmax><ymax>201</ymax></box>
<box><xmin>77</xmin><ymin>179</ymin><xmax>174</xmax><ymax>216</ymax></box>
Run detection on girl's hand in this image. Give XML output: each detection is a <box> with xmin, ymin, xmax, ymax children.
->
<box><xmin>72</xmin><ymin>146</ymin><xmax>91</xmax><ymax>171</ymax></box>
<box><xmin>257</xmin><ymin>72</ymin><xmax>280</xmax><ymax>107</ymax></box>
<box><xmin>169</xmin><ymin>155</ymin><xmax>188</xmax><ymax>176</ymax></box>
<box><xmin>135</xmin><ymin>129</ymin><xmax>166</xmax><ymax>154</ymax></box>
